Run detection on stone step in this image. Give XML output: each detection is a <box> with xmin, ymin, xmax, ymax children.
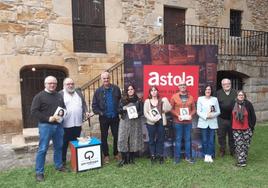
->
<box><xmin>23</xmin><ymin>128</ymin><xmax>39</xmax><ymax>144</ymax></box>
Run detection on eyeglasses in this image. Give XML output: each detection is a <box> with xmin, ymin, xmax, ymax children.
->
<box><xmin>66</xmin><ymin>83</ymin><xmax>74</xmax><ymax>85</ymax></box>
<box><xmin>238</xmin><ymin>94</ymin><xmax>244</xmax><ymax>96</ymax></box>
<box><xmin>46</xmin><ymin>82</ymin><xmax>57</xmax><ymax>85</ymax></box>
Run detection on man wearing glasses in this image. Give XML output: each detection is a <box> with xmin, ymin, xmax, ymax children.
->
<box><xmin>217</xmin><ymin>78</ymin><xmax>237</xmax><ymax>157</ymax></box>
<box><xmin>59</xmin><ymin>78</ymin><xmax>93</xmax><ymax>166</ymax></box>
<box><xmin>92</xmin><ymin>71</ymin><xmax>121</xmax><ymax>164</ymax></box>
<box><xmin>170</xmin><ymin>81</ymin><xmax>196</xmax><ymax>164</ymax></box>
<box><xmin>31</xmin><ymin>76</ymin><xmax>67</xmax><ymax>182</ymax></box>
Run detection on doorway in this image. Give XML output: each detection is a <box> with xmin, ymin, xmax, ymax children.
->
<box><xmin>164</xmin><ymin>7</ymin><xmax>186</xmax><ymax>44</ymax></box>
<box><xmin>20</xmin><ymin>66</ymin><xmax>67</xmax><ymax>128</ymax></box>
<box><xmin>217</xmin><ymin>71</ymin><xmax>249</xmax><ymax>91</ymax></box>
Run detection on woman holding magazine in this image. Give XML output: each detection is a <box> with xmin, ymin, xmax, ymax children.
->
<box><xmin>117</xmin><ymin>84</ymin><xmax>143</xmax><ymax>167</ymax></box>
<box><xmin>197</xmin><ymin>85</ymin><xmax>220</xmax><ymax>163</ymax></box>
<box><xmin>144</xmin><ymin>86</ymin><xmax>171</xmax><ymax>164</ymax></box>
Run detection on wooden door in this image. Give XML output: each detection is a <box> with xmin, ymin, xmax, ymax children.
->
<box><xmin>72</xmin><ymin>0</ymin><xmax>106</xmax><ymax>53</ymax></box>
<box><xmin>20</xmin><ymin>67</ymin><xmax>67</xmax><ymax>128</ymax></box>
<box><xmin>164</xmin><ymin>7</ymin><xmax>186</xmax><ymax>44</ymax></box>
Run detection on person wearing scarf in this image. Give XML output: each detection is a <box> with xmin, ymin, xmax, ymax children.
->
<box><xmin>232</xmin><ymin>90</ymin><xmax>256</xmax><ymax>167</ymax></box>
<box><xmin>117</xmin><ymin>84</ymin><xmax>144</xmax><ymax>167</ymax></box>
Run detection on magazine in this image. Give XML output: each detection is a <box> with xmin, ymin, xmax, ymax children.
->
<box><xmin>149</xmin><ymin>108</ymin><xmax>162</xmax><ymax>121</ymax></box>
<box><xmin>126</xmin><ymin>105</ymin><xmax>138</xmax><ymax>119</ymax></box>
<box><xmin>53</xmin><ymin>106</ymin><xmax>67</xmax><ymax>123</ymax></box>
<box><xmin>179</xmin><ymin>107</ymin><xmax>191</xmax><ymax>121</ymax></box>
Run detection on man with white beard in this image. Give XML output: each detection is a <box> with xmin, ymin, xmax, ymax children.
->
<box><xmin>59</xmin><ymin>77</ymin><xmax>93</xmax><ymax>165</ymax></box>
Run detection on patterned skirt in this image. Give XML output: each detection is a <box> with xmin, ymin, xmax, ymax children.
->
<box><xmin>233</xmin><ymin>128</ymin><xmax>253</xmax><ymax>164</ymax></box>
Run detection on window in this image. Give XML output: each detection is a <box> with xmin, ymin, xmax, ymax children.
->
<box><xmin>72</xmin><ymin>0</ymin><xmax>106</xmax><ymax>53</ymax></box>
<box><xmin>230</xmin><ymin>10</ymin><xmax>242</xmax><ymax>37</ymax></box>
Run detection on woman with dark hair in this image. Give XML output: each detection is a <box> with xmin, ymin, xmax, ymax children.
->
<box><xmin>197</xmin><ymin>85</ymin><xmax>220</xmax><ymax>163</ymax></box>
<box><xmin>143</xmin><ymin>86</ymin><xmax>171</xmax><ymax>164</ymax></box>
<box><xmin>232</xmin><ymin>90</ymin><xmax>256</xmax><ymax>167</ymax></box>
<box><xmin>117</xmin><ymin>84</ymin><xmax>143</xmax><ymax>167</ymax></box>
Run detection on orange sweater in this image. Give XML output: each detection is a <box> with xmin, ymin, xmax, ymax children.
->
<box><xmin>170</xmin><ymin>93</ymin><xmax>196</xmax><ymax>124</ymax></box>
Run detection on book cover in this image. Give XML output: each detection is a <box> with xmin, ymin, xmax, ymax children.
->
<box><xmin>126</xmin><ymin>106</ymin><xmax>138</xmax><ymax>119</ymax></box>
<box><xmin>53</xmin><ymin>106</ymin><xmax>67</xmax><ymax>123</ymax></box>
<box><xmin>149</xmin><ymin>108</ymin><xmax>161</xmax><ymax>121</ymax></box>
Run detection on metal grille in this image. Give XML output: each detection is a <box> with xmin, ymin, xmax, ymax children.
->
<box><xmin>20</xmin><ymin>67</ymin><xmax>66</xmax><ymax>128</ymax></box>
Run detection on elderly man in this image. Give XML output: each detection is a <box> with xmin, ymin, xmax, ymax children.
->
<box><xmin>170</xmin><ymin>81</ymin><xmax>196</xmax><ymax>164</ymax></box>
<box><xmin>217</xmin><ymin>78</ymin><xmax>237</xmax><ymax>157</ymax></box>
<box><xmin>92</xmin><ymin>71</ymin><xmax>121</xmax><ymax>164</ymax></box>
<box><xmin>59</xmin><ymin>78</ymin><xmax>93</xmax><ymax>165</ymax></box>
<box><xmin>31</xmin><ymin>76</ymin><xmax>67</xmax><ymax>182</ymax></box>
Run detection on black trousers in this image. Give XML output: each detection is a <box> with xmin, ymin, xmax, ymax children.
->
<box><xmin>62</xmin><ymin>126</ymin><xmax>82</xmax><ymax>162</ymax></box>
<box><xmin>99</xmin><ymin>116</ymin><xmax>119</xmax><ymax>156</ymax></box>
<box><xmin>217</xmin><ymin>117</ymin><xmax>234</xmax><ymax>153</ymax></box>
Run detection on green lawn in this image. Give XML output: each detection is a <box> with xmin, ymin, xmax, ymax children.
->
<box><xmin>1</xmin><ymin>122</ymin><xmax>268</xmax><ymax>188</ymax></box>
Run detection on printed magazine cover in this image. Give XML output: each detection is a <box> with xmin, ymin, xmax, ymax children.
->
<box><xmin>53</xmin><ymin>106</ymin><xmax>67</xmax><ymax>123</ymax></box>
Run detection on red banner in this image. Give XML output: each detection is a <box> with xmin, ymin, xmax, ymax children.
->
<box><xmin>143</xmin><ymin>65</ymin><xmax>199</xmax><ymax>100</ymax></box>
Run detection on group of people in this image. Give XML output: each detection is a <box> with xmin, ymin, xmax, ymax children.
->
<box><xmin>31</xmin><ymin>73</ymin><xmax>256</xmax><ymax>182</ymax></box>
<box><xmin>91</xmin><ymin>73</ymin><xmax>256</xmax><ymax>168</ymax></box>
<box><xmin>31</xmin><ymin>76</ymin><xmax>92</xmax><ymax>182</ymax></box>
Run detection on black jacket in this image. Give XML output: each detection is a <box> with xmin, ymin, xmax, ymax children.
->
<box><xmin>92</xmin><ymin>84</ymin><xmax>121</xmax><ymax>117</ymax></box>
<box><xmin>118</xmin><ymin>97</ymin><xmax>143</xmax><ymax>120</ymax></box>
<box><xmin>244</xmin><ymin>99</ymin><xmax>257</xmax><ymax>131</ymax></box>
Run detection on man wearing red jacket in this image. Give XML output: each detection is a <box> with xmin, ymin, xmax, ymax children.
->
<box><xmin>170</xmin><ymin>81</ymin><xmax>196</xmax><ymax>164</ymax></box>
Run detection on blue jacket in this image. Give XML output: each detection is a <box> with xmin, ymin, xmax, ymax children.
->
<box><xmin>92</xmin><ymin>84</ymin><xmax>121</xmax><ymax>117</ymax></box>
<box><xmin>197</xmin><ymin>96</ymin><xmax>221</xmax><ymax>129</ymax></box>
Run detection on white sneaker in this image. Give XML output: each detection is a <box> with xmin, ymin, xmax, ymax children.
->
<box><xmin>204</xmin><ymin>155</ymin><xmax>209</xmax><ymax>162</ymax></box>
<box><xmin>207</xmin><ymin>155</ymin><xmax>213</xmax><ymax>163</ymax></box>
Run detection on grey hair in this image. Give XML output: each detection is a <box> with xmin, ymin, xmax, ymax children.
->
<box><xmin>44</xmin><ymin>76</ymin><xmax>57</xmax><ymax>84</ymax></box>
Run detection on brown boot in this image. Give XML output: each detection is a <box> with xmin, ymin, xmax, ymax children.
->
<box><xmin>219</xmin><ymin>148</ymin><xmax>225</xmax><ymax>157</ymax></box>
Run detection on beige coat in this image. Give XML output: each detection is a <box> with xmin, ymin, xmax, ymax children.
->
<box><xmin>143</xmin><ymin>97</ymin><xmax>172</xmax><ymax>125</ymax></box>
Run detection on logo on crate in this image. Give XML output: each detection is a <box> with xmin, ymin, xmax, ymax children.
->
<box><xmin>84</xmin><ymin>151</ymin><xmax>94</xmax><ymax>160</ymax></box>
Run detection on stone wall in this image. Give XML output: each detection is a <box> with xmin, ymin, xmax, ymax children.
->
<box><xmin>0</xmin><ymin>0</ymin><xmax>123</xmax><ymax>142</ymax></box>
<box><xmin>218</xmin><ymin>56</ymin><xmax>268</xmax><ymax>122</ymax></box>
<box><xmin>120</xmin><ymin>0</ymin><xmax>268</xmax><ymax>42</ymax></box>
<box><xmin>0</xmin><ymin>0</ymin><xmax>267</xmax><ymax>143</ymax></box>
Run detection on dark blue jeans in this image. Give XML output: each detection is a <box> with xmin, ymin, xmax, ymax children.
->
<box><xmin>201</xmin><ymin>128</ymin><xmax>215</xmax><ymax>156</ymax></box>
<box><xmin>36</xmin><ymin>122</ymin><xmax>64</xmax><ymax>174</ymax></box>
<box><xmin>146</xmin><ymin>122</ymin><xmax>165</xmax><ymax>157</ymax></box>
<box><xmin>174</xmin><ymin>123</ymin><xmax>192</xmax><ymax>159</ymax></box>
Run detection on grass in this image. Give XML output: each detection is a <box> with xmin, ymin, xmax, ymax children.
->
<box><xmin>1</xmin><ymin>122</ymin><xmax>268</xmax><ymax>188</ymax></box>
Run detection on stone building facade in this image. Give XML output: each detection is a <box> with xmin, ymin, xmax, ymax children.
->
<box><xmin>0</xmin><ymin>0</ymin><xmax>267</xmax><ymax>144</ymax></box>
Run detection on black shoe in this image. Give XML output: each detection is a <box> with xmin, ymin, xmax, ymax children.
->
<box><xmin>185</xmin><ymin>158</ymin><xmax>195</xmax><ymax>164</ymax></box>
<box><xmin>36</xmin><ymin>174</ymin><xmax>44</xmax><ymax>182</ymax></box>
<box><xmin>56</xmin><ymin>166</ymin><xmax>70</xmax><ymax>172</ymax></box>
<box><xmin>151</xmin><ymin>156</ymin><xmax>157</xmax><ymax>165</ymax></box>
<box><xmin>159</xmin><ymin>156</ymin><xmax>164</xmax><ymax>164</ymax></box>
<box><xmin>236</xmin><ymin>162</ymin><xmax>247</xmax><ymax>167</ymax></box>
<box><xmin>117</xmin><ymin>152</ymin><xmax>128</xmax><ymax>167</ymax></box>
<box><xmin>117</xmin><ymin>159</ymin><xmax>126</xmax><ymax>167</ymax></box>
<box><xmin>129</xmin><ymin>152</ymin><xmax>135</xmax><ymax>164</ymax></box>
